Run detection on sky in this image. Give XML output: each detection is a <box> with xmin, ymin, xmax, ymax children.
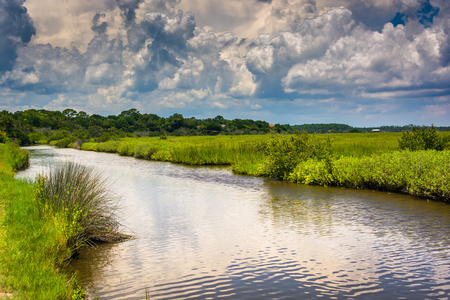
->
<box><xmin>0</xmin><ymin>0</ymin><xmax>449</xmax><ymax>126</ymax></box>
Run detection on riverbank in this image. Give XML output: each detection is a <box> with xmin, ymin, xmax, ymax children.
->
<box><xmin>0</xmin><ymin>143</ymin><xmax>86</xmax><ymax>299</ymax></box>
<box><xmin>80</xmin><ymin>133</ymin><xmax>450</xmax><ymax>203</ymax></box>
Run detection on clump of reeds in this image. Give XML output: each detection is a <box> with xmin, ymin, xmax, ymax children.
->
<box><xmin>35</xmin><ymin>161</ymin><xmax>128</xmax><ymax>256</ymax></box>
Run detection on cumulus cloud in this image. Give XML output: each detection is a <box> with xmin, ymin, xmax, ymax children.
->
<box><xmin>246</xmin><ymin>7</ymin><xmax>356</xmax><ymax>97</ymax></box>
<box><xmin>0</xmin><ymin>0</ymin><xmax>449</xmax><ymax>126</ymax></box>
<box><xmin>0</xmin><ymin>0</ymin><xmax>35</xmax><ymax>72</ymax></box>
<box><xmin>281</xmin><ymin>10</ymin><xmax>449</xmax><ymax>97</ymax></box>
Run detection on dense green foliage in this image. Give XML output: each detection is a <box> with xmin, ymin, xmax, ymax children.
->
<box><xmin>1</xmin><ymin>142</ymin><xmax>29</xmax><ymax>171</ymax></box>
<box><xmin>288</xmin><ymin>151</ymin><xmax>450</xmax><ymax>202</ymax></box>
<box><xmin>1</xmin><ymin>109</ymin><xmax>295</xmax><ymax>146</ymax></box>
<box><xmin>2</xmin><ymin>108</ymin><xmax>449</xmax><ymax>147</ymax></box>
<box><xmin>398</xmin><ymin>125</ymin><xmax>449</xmax><ymax>151</ymax></box>
<box><xmin>258</xmin><ymin>133</ymin><xmax>333</xmax><ymax>180</ymax></box>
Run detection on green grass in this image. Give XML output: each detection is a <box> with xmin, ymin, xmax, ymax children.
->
<box><xmin>82</xmin><ymin>135</ymin><xmax>268</xmax><ymax>165</ymax></box>
<box><xmin>2</xmin><ymin>143</ymin><xmax>29</xmax><ymax>171</ymax></box>
<box><xmin>321</xmin><ymin>132</ymin><xmax>400</xmax><ymax>157</ymax></box>
<box><xmin>0</xmin><ymin>143</ymin><xmax>126</xmax><ymax>299</ymax></box>
<box><xmin>0</xmin><ymin>144</ymin><xmax>76</xmax><ymax>299</ymax></box>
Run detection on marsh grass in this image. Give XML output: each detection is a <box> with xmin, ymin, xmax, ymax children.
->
<box><xmin>35</xmin><ymin>161</ymin><xmax>126</xmax><ymax>254</ymax></box>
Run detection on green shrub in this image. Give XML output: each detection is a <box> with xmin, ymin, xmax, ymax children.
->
<box><xmin>3</xmin><ymin>142</ymin><xmax>29</xmax><ymax>171</ymax></box>
<box><xmin>49</xmin><ymin>137</ymin><xmax>73</xmax><ymax>148</ymax></box>
<box><xmin>288</xmin><ymin>150</ymin><xmax>450</xmax><ymax>202</ymax></box>
<box><xmin>261</xmin><ymin>133</ymin><xmax>332</xmax><ymax>180</ymax></box>
<box><xmin>398</xmin><ymin>125</ymin><xmax>448</xmax><ymax>151</ymax></box>
<box><xmin>48</xmin><ymin>130</ymin><xmax>71</xmax><ymax>143</ymax></box>
<box><xmin>29</xmin><ymin>131</ymin><xmax>48</xmax><ymax>144</ymax></box>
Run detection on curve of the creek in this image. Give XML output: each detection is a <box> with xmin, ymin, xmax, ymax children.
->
<box><xmin>17</xmin><ymin>146</ymin><xmax>450</xmax><ymax>299</ymax></box>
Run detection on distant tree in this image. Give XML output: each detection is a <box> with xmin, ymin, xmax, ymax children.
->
<box><xmin>63</xmin><ymin>108</ymin><xmax>77</xmax><ymax>118</ymax></box>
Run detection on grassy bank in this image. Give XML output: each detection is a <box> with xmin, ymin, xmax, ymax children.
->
<box><xmin>80</xmin><ymin>132</ymin><xmax>450</xmax><ymax>202</ymax></box>
<box><xmin>0</xmin><ymin>143</ymin><xmax>78</xmax><ymax>299</ymax></box>
<box><xmin>288</xmin><ymin>150</ymin><xmax>450</xmax><ymax>202</ymax></box>
<box><xmin>0</xmin><ymin>143</ymin><xmax>125</xmax><ymax>299</ymax></box>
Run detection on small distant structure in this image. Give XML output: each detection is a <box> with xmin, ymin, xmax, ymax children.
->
<box><xmin>221</xmin><ymin>124</ymin><xmax>226</xmax><ymax>128</ymax></box>
<box><xmin>371</xmin><ymin>129</ymin><xmax>381</xmax><ymax>132</ymax></box>
<box><xmin>269</xmin><ymin>123</ymin><xmax>275</xmax><ymax>128</ymax></box>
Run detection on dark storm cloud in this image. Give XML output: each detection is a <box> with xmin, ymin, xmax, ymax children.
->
<box><xmin>92</xmin><ymin>13</ymin><xmax>108</xmax><ymax>35</ymax></box>
<box><xmin>440</xmin><ymin>25</ymin><xmax>450</xmax><ymax>67</ymax></box>
<box><xmin>116</xmin><ymin>0</ymin><xmax>144</xmax><ymax>26</ymax></box>
<box><xmin>128</xmin><ymin>10</ymin><xmax>196</xmax><ymax>92</ymax></box>
<box><xmin>0</xmin><ymin>0</ymin><xmax>35</xmax><ymax>72</ymax></box>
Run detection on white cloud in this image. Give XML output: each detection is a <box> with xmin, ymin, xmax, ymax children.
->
<box><xmin>0</xmin><ymin>0</ymin><xmax>446</xmax><ymax>126</ymax></box>
<box><xmin>282</xmin><ymin>20</ymin><xmax>448</xmax><ymax>96</ymax></box>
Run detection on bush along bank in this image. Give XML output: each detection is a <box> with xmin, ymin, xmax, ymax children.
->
<box><xmin>252</xmin><ymin>133</ymin><xmax>449</xmax><ymax>203</ymax></box>
<box><xmin>0</xmin><ymin>143</ymin><xmax>127</xmax><ymax>299</ymax></box>
<box><xmin>287</xmin><ymin>150</ymin><xmax>450</xmax><ymax>203</ymax></box>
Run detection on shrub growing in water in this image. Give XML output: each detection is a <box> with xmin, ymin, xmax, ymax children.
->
<box><xmin>398</xmin><ymin>125</ymin><xmax>448</xmax><ymax>151</ymax></box>
<box><xmin>35</xmin><ymin>162</ymin><xmax>126</xmax><ymax>256</ymax></box>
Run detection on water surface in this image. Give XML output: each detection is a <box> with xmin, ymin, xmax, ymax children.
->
<box><xmin>18</xmin><ymin>146</ymin><xmax>450</xmax><ymax>299</ymax></box>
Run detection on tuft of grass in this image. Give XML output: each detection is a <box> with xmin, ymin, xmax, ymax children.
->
<box><xmin>35</xmin><ymin>161</ymin><xmax>127</xmax><ymax>255</ymax></box>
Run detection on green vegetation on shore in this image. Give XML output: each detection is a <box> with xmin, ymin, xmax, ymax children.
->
<box><xmin>0</xmin><ymin>143</ymin><xmax>125</xmax><ymax>299</ymax></box>
<box><xmin>80</xmin><ymin>129</ymin><xmax>450</xmax><ymax>202</ymax></box>
<box><xmin>2</xmin><ymin>108</ymin><xmax>450</xmax><ymax>147</ymax></box>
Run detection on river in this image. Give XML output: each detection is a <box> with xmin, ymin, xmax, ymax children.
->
<box><xmin>18</xmin><ymin>146</ymin><xmax>450</xmax><ymax>299</ymax></box>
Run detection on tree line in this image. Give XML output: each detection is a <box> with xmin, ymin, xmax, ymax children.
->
<box><xmin>1</xmin><ymin>108</ymin><xmax>449</xmax><ymax>146</ymax></box>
